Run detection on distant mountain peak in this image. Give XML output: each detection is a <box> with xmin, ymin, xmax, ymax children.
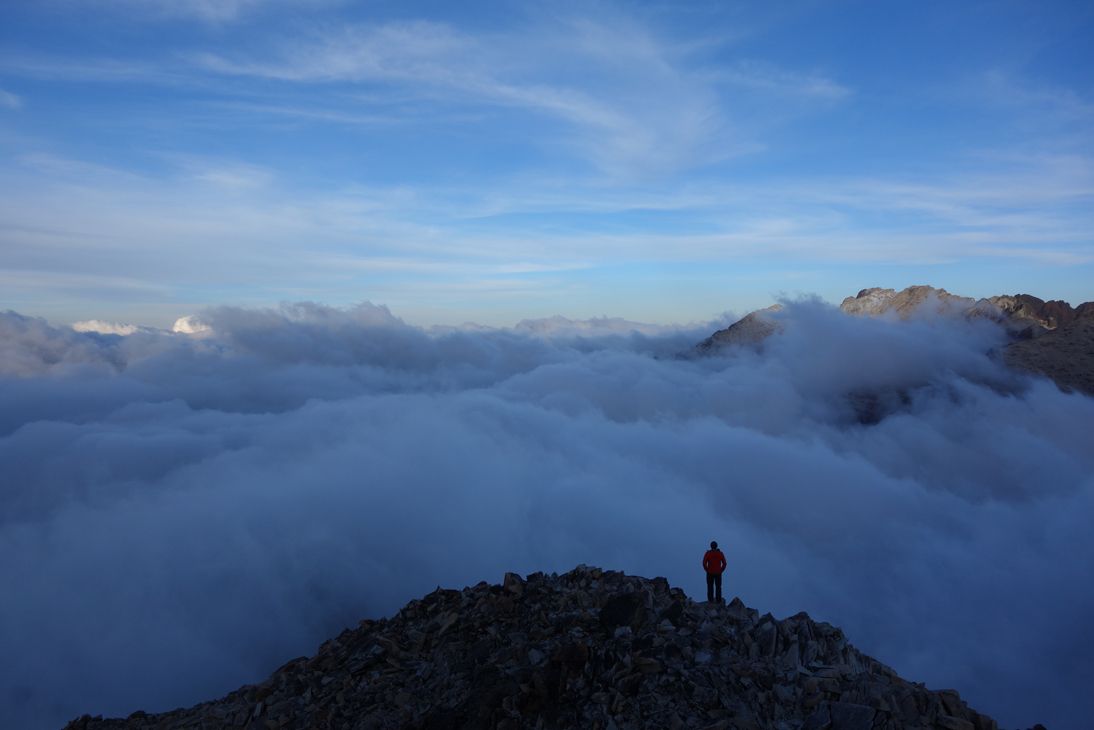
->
<box><xmin>694</xmin><ymin>304</ymin><xmax>784</xmax><ymax>354</ymax></box>
<box><xmin>839</xmin><ymin>285</ymin><xmax>1091</xmax><ymax>333</ymax></box>
<box><xmin>840</xmin><ymin>285</ymin><xmax>975</xmax><ymax>318</ymax></box>
<box><xmin>695</xmin><ymin>285</ymin><xmax>1094</xmax><ymax>396</ymax></box>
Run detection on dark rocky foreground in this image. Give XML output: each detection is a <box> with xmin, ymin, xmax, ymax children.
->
<box><xmin>66</xmin><ymin>566</ymin><xmax>1010</xmax><ymax>730</ymax></box>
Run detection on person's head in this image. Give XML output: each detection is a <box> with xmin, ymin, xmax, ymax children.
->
<box><xmin>710</xmin><ymin>540</ymin><xmax>718</xmax><ymax>549</ymax></box>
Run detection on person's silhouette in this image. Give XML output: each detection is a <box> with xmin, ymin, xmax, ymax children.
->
<box><xmin>702</xmin><ymin>540</ymin><xmax>727</xmax><ymax>603</ymax></box>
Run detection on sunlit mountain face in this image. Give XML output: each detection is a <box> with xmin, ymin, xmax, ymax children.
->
<box><xmin>2</xmin><ymin>300</ymin><xmax>1092</xmax><ymax>729</ymax></box>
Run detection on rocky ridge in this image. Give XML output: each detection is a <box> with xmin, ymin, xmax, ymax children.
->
<box><xmin>698</xmin><ymin>286</ymin><xmax>1094</xmax><ymax>395</ymax></box>
<box><xmin>838</xmin><ymin>287</ymin><xmax>1092</xmax><ymax>339</ymax></box>
<box><xmin>837</xmin><ymin>287</ymin><xmax>977</xmax><ymax>321</ymax></box>
<box><xmin>840</xmin><ymin>287</ymin><xmax>1094</xmax><ymax>395</ymax></box>
<box><xmin>695</xmin><ymin>306</ymin><xmax>784</xmax><ymax>354</ymax></box>
<box><xmin>67</xmin><ymin>567</ymin><xmax>1003</xmax><ymax>730</ymax></box>
<box><xmin>1002</xmin><ymin>316</ymin><xmax>1094</xmax><ymax>396</ymax></box>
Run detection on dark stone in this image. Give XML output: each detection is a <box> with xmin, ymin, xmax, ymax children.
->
<box><xmin>418</xmin><ymin>707</ymin><xmax>467</xmax><ymax>730</ymax></box>
<box><xmin>552</xmin><ymin>641</ymin><xmax>589</xmax><ymax>670</ymax></box>
<box><xmin>621</xmin><ymin>673</ymin><xmax>644</xmax><ymax>697</ymax></box>
<box><xmin>472</xmin><ymin>678</ymin><xmax>519</xmax><ymax>725</ymax></box>
<box><xmin>660</xmin><ymin>599</ymin><xmax>685</xmax><ymax>626</ymax></box>
<box><xmin>802</xmin><ymin>705</ymin><xmax>831</xmax><ymax>730</ymax></box>
<box><xmin>599</xmin><ymin>593</ymin><xmax>641</xmax><ymax>630</ymax></box>
<box><xmin>725</xmin><ymin>596</ymin><xmax>754</xmax><ymax>624</ymax></box>
<box><xmin>468</xmin><ymin>638</ymin><xmax>492</xmax><ymax>662</ymax></box>
<box><xmin>827</xmin><ymin>701</ymin><xmax>875</xmax><ymax>730</ymax></box>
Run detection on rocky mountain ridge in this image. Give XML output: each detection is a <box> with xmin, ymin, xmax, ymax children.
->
<box><xmin>66</xmin><ymin>567</ymin><xmax>1009</xmax><ymax>730</ymax></box>
<box><xmin>698</xmin><ymin>285</ymin><xmax>1094</xmax><ymax>395</ymax></box>
<box><xmin>838</xmin><ymin>286</ymin><xmax>1092</xmax><ymax>336</ymax></box>
<box><xmin>695</xmin><ymin>305</ymin><xmax>784</xmax><ymax>354</ymax></box>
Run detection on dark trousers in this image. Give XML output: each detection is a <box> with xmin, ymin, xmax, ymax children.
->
<box><xmin>706</xmin><ymin>572</ymin><xmax>722</xmax><ymax>602</ymax></box>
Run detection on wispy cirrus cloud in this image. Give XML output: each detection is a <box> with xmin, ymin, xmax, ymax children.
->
<box><xmin>0</xmin><ymin>89</ymin><xmax>22</xmax><ymax>110</ymax></box>
<box><xmin>713</xmin><ymin>60</ymin><xmax>851</xmax><ymax>100</ymax></box>
<box><xmin>2</xmin><ymin>8</ymin><xmax>851</xmax><ymax>181</ymax></box>
<box><xmin>55</xmin><ymin>0</ymin><xmax>338</xmax><ymax>24</ymax></box>
<box><xmin>980</xmin><ymin>70</ymin><xmax>1094</xmax><ymax>127</ymax></box>
<box><xmin>160</xmin><ymin>156</ymin><xmax>276</xmax><ymax>190</ymax></box>
<box><xmin>2</xmin><ymin>3</ymin><xmax>1089</xmax><ymax>323</ymax></box>
<box><xmin>3</xmin><ymin>143</ymin><xmax>1091</xmax><ymax>330</ymax></box>
<box><xmin>0</xmin><ymin>54</ymin><xmax>189</xmax><ymax>85</ymax></box>
<box><xmin>191</xmin><ymin>18</ymin><xmax>730</xmax><ymax>178</ymax></box>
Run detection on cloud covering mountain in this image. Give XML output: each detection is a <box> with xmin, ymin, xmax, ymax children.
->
<box><xmin>2</xmin><ymin>300</ymin><xmax>1092</xmax><ymax>729</ymax></box>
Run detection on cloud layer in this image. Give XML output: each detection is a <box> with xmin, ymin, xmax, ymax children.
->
<box><xmin>2</xmin><ymin>300</ymin><xmax>1092</xmax><ymax>729</ymax></box>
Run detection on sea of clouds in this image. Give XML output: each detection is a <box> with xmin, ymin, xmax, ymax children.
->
<box><xmin>1</xmin><ymin>299</ymin><xmax>1092</xmax><ymax>729</ymax></box>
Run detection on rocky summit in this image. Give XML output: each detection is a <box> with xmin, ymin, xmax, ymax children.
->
<box><xmin>696</xmin><ymin>285</ymin><xmax>1094</xmax><ymax>396</ymax></box>
<box><xmin>694</xmin><ymin>305</ymin><xmax>784</xmax><ymax>354</ymax></box>
<box><xmin>838</xmin><ymin>287</ymin><xmax>1093</xmax><ymax>341</ymax></box>
<box><xmin>839</xmin><ymin>287</ymin><xmax>1094</xmax><ymax>396</ymax></box>
<box><xmin>66</xmin><ymin>567</ymin><xmax>1005</xmax><ymax>730</ymax></box>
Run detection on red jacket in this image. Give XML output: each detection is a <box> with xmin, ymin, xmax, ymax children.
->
<box><xmin>703</xmin><ymin>549</ymin><xmax>727</xmax><ymax>575</ymax></box>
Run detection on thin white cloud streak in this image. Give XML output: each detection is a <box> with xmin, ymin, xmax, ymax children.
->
<box><xmin>314</xmin><ymin>256</ymin><xmax>591</xmax><ymax>276</ymax></box>
<box><xmin>799</xmin><ymin>158</ymin><xmax>1094</xmax><ymax>225</ymax></box>
<box><xmin>195</xmin><ymin>98</ymin><xmax>428</xmax><ymax>128</ymax></box>
<box><xmin>0</xmin><ymin>54</ymin><xmax>194</xmax><ymax>85</ymax></box>
<box><xmin>54</xmin><ymin>0</ymin><xmax>338</xmax><ymax>24</ymax></box>
<box><xmin>979</xmin><ymin>70</ymin><xmax>1094</xmax><ymax>130</ymax></box>
<box><xmin>109</xmin><ymin>0</ymin><xmax>267</xmax><ymax>23</ymax></box>
<box><xmin>0</xmin><ymin>269</ymin><xmax>172</xmax><ymax>294</ymax></box>
<box><xmin>0</xmin><ymin>300</ymin><xmax>1092</xmax><ymax>730</ymax></box>
<box><xmin>4</xmin><ymin>149</ymin><xmax>1090</xmax><ymax>254</ymax></box>
<box><xmin>1</xmin><ymin>157</ymin><xmax>1091</xmax><ymax>329</ymax></box>
<box><xmin>165</xmin><ymin>156</ymin><xmax>276</xmax><ymax>190</ymax></box>
<box><xmin>0</xmin><ymin>89</ymin><xmax>22</xmax><ymax>110</ymax></box>
<box><xmin>710</xmin><ymin>60</ymin><xmax>851</xmax><ymax>100</ymax></box>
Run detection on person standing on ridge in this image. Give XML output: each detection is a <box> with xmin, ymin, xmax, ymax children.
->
<box><xmin>703</xmin><ymin>541</ymin><xmax>727</xmax><ymax>603</ymax></box>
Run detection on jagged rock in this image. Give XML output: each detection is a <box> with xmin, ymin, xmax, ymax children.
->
<box><xmin>503</xmin><ymin>572</ymin><xmax>525</xmax><ymax>597</ymax></box>
<box><xmin>64</xmin><ymin>567</ymin><xmax>1009</xmax><ymax>730</ymax></box>
<box><xmin>986</xmin><ymin>294</ymin><xmax>1086</xmax><ymax>331</ymax></box>
<box><xmin>598</xmin><ymin>593</ymin><xmax>643</xmax><ymax>630</ymax></box>
<box><xmin>826</xmin><ymin>701</ymin><xmax>875</xmax><ymax>730</ymax></box>
<box><xmin>840</xmin><ymin>286</ymin><xmax>975</xmax><ymax>318</ymax></box>
<box><xmin>1003</xmin><ymin>316</ymin><xmax>1094</xmax><ymax>395</ymax></box>
<box><xmin>695</xmin><ymin>305</ymin><xmax>784</xmax><ymax>354</ymax></box>
<box><xmin>845</xmin><ymin>286</ymin><xmax>1094</xmax><ymax>395</ymax></box>
<box><xmin>695</xmin><ymin>285</ymin><xmax>1094</xmax><ymax>397</ymax></box>
<box><xmin>838</xmin><ymin>285</ymin><xmax>1092</xmax><ymax>344</ymax></box>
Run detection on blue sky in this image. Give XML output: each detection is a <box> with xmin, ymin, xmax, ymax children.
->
<box><xmin>1</xmin><ymin>0</ymin><xmax>1092</xmax><ymax>327</ymax></box>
